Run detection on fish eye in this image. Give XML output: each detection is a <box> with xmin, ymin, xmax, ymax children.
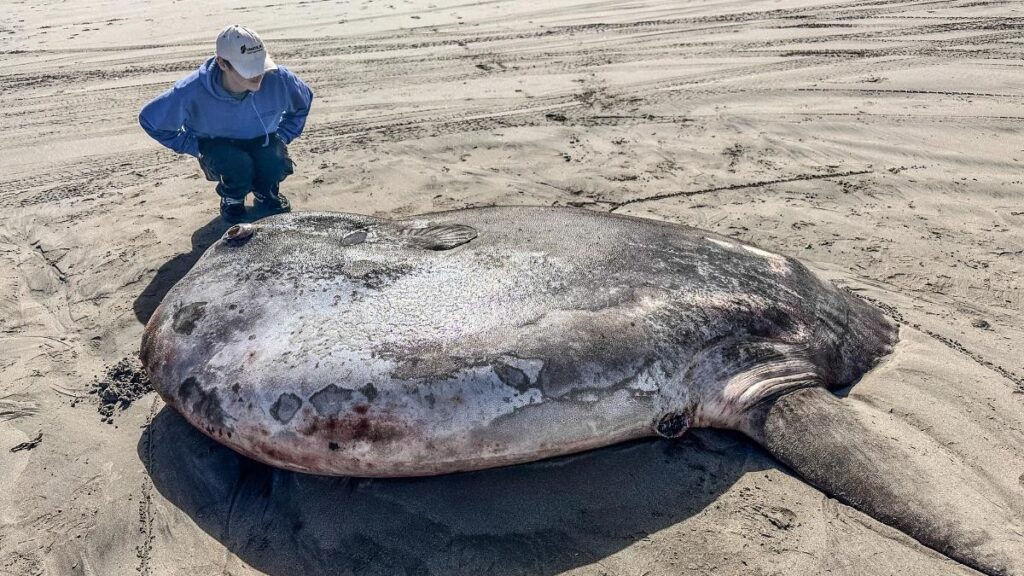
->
<box><xmin>224</xmin><ymin>223</ymin><xmax>256</xmax><ymax>243</ymax></box>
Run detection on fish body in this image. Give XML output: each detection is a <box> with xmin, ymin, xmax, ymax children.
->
<box><xmin>141</xmin><ymin>207</ymin><xmax>894</xmax><ymax>476</ymax></box>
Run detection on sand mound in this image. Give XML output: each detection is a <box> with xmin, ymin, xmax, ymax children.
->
<box><xmin>90</xmin><ymin>357</ymin><xmax>153</xmax><ymax>423</ymax></box>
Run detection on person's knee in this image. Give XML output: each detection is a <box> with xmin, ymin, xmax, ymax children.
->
<box><xmin>198</xmin><ymin>140</ymin><xmax>255</xmax><ymax>186</ymax></box>
<box><xmin>254</xmin><ymin>148</ymin><xmax>294</xmax><ymax>185</ymax></box>
<box><xmin>264</xmin><ymin>154</ymin><xmax>295</xmax><ymax>183</ymax></box>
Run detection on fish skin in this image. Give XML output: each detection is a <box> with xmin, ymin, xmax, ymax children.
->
<box><xmin>141</xmin><ymin>207</ymin><xmax>896</xmax><ymax>477</ymax></box>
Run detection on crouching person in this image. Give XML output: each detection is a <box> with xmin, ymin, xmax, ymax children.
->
<box><xmin>139</xmin><ymin>25</ymin><xmax>314</xmax><ymax>222</ymax></box>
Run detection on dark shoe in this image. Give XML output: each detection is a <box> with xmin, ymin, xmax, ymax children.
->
<box><xmin>254</xmin><ymin>191</ymin><xmax>291</xmax><ymax>214</ymax></box>
<box><xmin>219</xmin><ymin>198</ymin><xmax>247</xmax><ymax>223</ymax></box>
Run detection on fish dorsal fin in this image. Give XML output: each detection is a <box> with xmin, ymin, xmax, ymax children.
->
<box><xmin>402</xmin><ymin>223</ymin><xmax>478</xmax><ymax>251</ymax></box>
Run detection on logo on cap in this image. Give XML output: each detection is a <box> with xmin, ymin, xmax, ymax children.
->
<box><xmin>240</xmin><ymin>42</ymin><xmax>264</xmax><ymax>55</ymax></box>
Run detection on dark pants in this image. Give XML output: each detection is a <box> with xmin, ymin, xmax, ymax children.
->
<box><xmin>197</xmin><ymin>135</ymin><xmax>294</xmax><ymax>203</ymax></box>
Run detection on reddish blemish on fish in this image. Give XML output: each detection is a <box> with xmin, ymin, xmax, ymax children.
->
<box><xmin>298</xmin><ymin>412</ymin><xmax>406</xmax><ymax>444</ymax></box>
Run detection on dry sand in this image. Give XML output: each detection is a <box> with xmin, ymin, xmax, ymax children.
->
<box><xmin>2</xmin><ymin>0</ymin><xmax>1023</xmax><ymax>574</ymax></box>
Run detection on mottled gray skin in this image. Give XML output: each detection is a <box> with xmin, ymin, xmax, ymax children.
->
<box><xmin>141</xmin><ymin>206</ymin><xmax>895</xmax><ymax>476</ymax></box>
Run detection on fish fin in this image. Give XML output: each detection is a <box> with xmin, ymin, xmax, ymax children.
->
<box><xmin>340</xmin><ymin>229</ymin><xmax>368</xmax><ymax>246</ymax></box>
<box><xmin>747</xmin><ymin>387</ymin><xmax>1022</xmax><ymax>576</ymax></box>
<box><xmin>403</xmin><ymin>224</ymin><xmax>477</xmax><ymax>250</ymax></box>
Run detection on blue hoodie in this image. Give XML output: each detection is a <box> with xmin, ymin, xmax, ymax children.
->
<box><xmin>139</xmin><ymin>57</ymin><xmax>313</xmax><ymax>157</ymax></box>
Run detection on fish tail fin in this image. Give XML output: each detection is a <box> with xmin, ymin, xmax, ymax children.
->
<box><xmin>747</xmin><ymin>386</ymin><xmax>1022</xmax><ymax>576</ymax></box>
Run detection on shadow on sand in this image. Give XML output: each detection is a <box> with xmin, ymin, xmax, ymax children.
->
<box><xmin>133</xmin><ymin>217</ymin><xmax>231</xmax><ymax>325</ymax></box>
<box><xmin>141</xmin><ymin>407</ymin><xmax>761</xmax><ymax>576</ymax></box>
<box><xmin>133</xmin><ymin>206</ymin><xmax>283</xmax><ymax>325</ymax></box>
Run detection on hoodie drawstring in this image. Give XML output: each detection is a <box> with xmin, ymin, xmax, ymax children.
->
<box><xmin>250</xmin><ymin>97</ymin><xmax>270</xmax><ymax>147</ymax></box>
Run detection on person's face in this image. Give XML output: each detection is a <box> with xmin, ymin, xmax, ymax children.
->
<box><xmin>218</xmin><ymin>57</ymin><xmax>264</xmax><ymax>91</ymax></box>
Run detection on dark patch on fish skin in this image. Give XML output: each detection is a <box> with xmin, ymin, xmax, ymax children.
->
<box><xmin>346</xmin><ymin>260</ymin><xmax>414</xmax><ymax>290</ymax></box>
<box><xmin>360</xmin><ymin>383</ymin><xmax>378</xmax><ymax>402</ymax></box>
<box><xmin>178</xmin><ymin>376</ymin><xmax>230</xmax><ymax>431</ymax></box>
<box><xmin>309</xmin><ymin>385</ymin><xmax>353</xmax><ymax>417</ymax></box>
<box><xmin>536</xmin><ymin>360</ymin><xmax>583</xmax><ymax>399</ymax></box>
<box><xmin>656</xmin><ymin>412</ymin><xmax>689</xmax><ymax>438</ymax></box>
<box><xmin>493</xmin><ymin>362</ymin><xmax>533</xmax><ymax>393</ymax></box>
<box><xmin>270</xmin><ymin>393</ymin><xmax>302</xmax><ymax>424</ymax></box>
<box><xmin>172</xmin><ymin>302</ymin><xmax>207</xmax><ymax>335</ymax></box>
<box><xmin>328</xmin><ymin>442</ymin><xmax>340</xmax><ymax>451</ymax></box>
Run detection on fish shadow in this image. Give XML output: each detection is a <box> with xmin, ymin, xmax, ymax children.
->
<box><xmin>141</xmin><ymin>407</ymin><xmax>761</xmax><ymax>576</ymax></box>
<box><xmin>133</xmin><ymin>217</ymin><xmax>231</xmax><ymax>325</ymax></box>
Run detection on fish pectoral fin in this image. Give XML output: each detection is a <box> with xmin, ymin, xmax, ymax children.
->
<box><xmin>403</xmin><ymin>224</ymin><xmax>478</xmax><ymax>251</ymax></box>
<box><xmin>748</xmin><ymin>387</ymin><xmax>1022</xmax><ymax>576</ymax></box>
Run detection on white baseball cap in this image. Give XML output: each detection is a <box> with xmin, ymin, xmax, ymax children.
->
<box><xmin>215</xmin><ymin>25</ymin><xmax>278</xmax><ymax>79</ymax></box>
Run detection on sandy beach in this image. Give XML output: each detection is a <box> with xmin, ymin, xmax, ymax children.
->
<box><xmin>2</xmin><ymin>0</ymin><xmax>1023</xmax><ymax>574</ymax></box>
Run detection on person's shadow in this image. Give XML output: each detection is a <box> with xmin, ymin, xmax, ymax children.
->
<box><xmin>141</xmin><ymin>407</ymin><xmax>760</xmax><ymax>576</ymax></box>
<box><xmin>134</xmin><ymin>217</ymin><xmax>231</xmax><ymax>325</ymax></box>
<box><xmin>133</xmin><ymin>208</ymin><xmax>297</xmax><ymax>325</ymax></box>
